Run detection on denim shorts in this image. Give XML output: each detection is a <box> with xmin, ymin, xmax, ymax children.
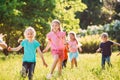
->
<box><xmin>69</xmin><ymin>52</ymin><xmax>79</xmax><ymax>61</ymax></box>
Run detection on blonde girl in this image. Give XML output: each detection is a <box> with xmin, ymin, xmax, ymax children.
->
<box><xmin>67</xmin><ymin>31</ymin><xmax>82</xmax><ymax>68</ymax></box>
<box><xmin>8</xmin><ymin>27</ymin><xmax>47</xmax><ymax>80</ymax></box>
<box><xmin>43</xmin><ymin>19</ymin><xmax>66</xmax><ymax>79</ymax></box>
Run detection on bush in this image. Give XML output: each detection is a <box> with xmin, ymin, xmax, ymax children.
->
<box><xmin>78</xmin><ymin>25</ymin><xmax>103</xmax><ymax>37</ymax></box>
<box><xmin>80</xmin><ymin>35</ymin><xmax>100</xmax><ymax>53</ymax></box>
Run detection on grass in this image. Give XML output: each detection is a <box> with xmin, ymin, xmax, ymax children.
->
<box><xmin>0</xmin><ymin>52</ymin><xmax>120</xmax><ymax>80</ymax></box>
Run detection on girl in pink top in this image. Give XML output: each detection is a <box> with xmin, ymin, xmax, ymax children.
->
<box><xmin>43</xmin><ymin>19</ymin><xmax>66</xmax><ymax>79</ymax></box>
<box><xmin>68</xmin><ymin>31</ymin><xmax>82</xmax><ymax>68</ymax></box>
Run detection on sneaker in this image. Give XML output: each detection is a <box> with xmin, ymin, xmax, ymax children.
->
<box><xmin>20</xmin><ymin>66</ymin><xmax>27</xmax><ymax>78</ymax></box>
<box><xmin>46</xmin><ymin>74</ymin><xmax>52</xmax><ymax>79</ymax></box>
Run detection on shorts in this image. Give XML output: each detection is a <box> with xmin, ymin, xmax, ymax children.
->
<box><xmin>51</xmin><ymin>49</ymin><xmax>64</xmax><ymax>60</ymax></box>
<box><xmin>69</xmin><ymin>52</ymin><xmax>79</xmax><ymax>61</ymax></box>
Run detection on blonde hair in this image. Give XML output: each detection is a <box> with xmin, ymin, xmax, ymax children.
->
<box><xmin>101</xmin><ymin>32</ymin><xmax>108</xmax><ymax>38</ymax></box>
<box><xmin>24</xmin><ymin>26</ymin><xmax>36</xmax><ymax>39</ymax></box>
<box><xmin>51</xmin><ymin>19</ymin><xmax>63</xmax><ymax>31</ymax></box>
<box><xmin>68</xmin><ymin>31</ymin><xmax>78</xmax><ymax>44</ymax></box>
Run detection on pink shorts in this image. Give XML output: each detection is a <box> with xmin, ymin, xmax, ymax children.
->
<box><xmin>51</xmin><ymin>49</ymin><xmax>64</xmax><ymax>60</ymax></box>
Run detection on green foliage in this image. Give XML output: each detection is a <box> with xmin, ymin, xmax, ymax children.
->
<box><xmin>79</xmin><ymin>25</ymin><xmax>103</xmax><ymax>36</ymax></box>
<box><xmin>80</xmin><ymin>35</ymin><xmax>101</xmax><ymax>53</ymax></box>
<box><xmin>76</xmin><ymin>0</ymin><xmax>102</xmax><ymax>29</ymax></box>
<box><xmin>53</xmin><ymin>0</ymin><xmax>87</xmax><ymax>33</ymax></box>
<box><xmin>76</xmin><ymin>0</ymin><xmax>120</xmax><ymax>29</ymax></box>
<box><xmin>0</xmin><ymin>0</ymin><xmax>56</xmax><ymax>47</ymax></box>
<box><xmin>103</xmin><ymin>20</ymin><xmax>120</xmax><ymax>50</ymax></box>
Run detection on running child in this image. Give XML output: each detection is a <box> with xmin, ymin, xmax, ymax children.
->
<box><xmin>62</xmin><ymin>42</ymin><xmax>68</xmax><ymax>68</ymax></box>
<box><xmin>43</xmin><ymin>19</ymin><xmax>66</xmax><ymax>79</ymax></box>
<box><xmin>8</xmin><ymin>27</ymin><xmax>47</xmax><ymax>80</ymax></box>
<box><xmin>67</xmin><ymin>31</ymin><xmax>82</xmax><ymax>69</ymax></box>
<box><xmin>96</xmin><ymin>32</ymin><xmax>120</xmax><ymax>69</ymax></box>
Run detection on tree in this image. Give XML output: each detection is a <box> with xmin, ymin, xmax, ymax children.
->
<box><xmin>77</xmin><ymin>0</ymin><xmax>120</xmax><ymax>29</ymax></box>
<box><xmin>75</xmin><ymin>0</ymin><xmax>102</xmax><ymax>29</ymax></box>
<box><xmin>0</xmin><ymin>0</ymin><xmax>55</xmax><ymax>48</ymax></box>
<box><xmin>53</xmin><ymin>0</ymin><xmax>87</xmax><ymax>33</ymax></box>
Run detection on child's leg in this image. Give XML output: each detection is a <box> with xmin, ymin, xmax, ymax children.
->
<box><xmin>64</xmin><ymin>59</ymin><xmax>67</xmax><ymax>67</ymax></box>
<box><xmin>62</xmin><ymin>60</ymin><xmax>65</xmax><ymax>68</ymax></box>
<box><xmin>106</xmin><ymin>56</ymin><xmax>112</xmax><ymax>67</ymax></box>
<box><xmin>73</xmin><ymin>52</ymin><xmax>78</xmax><ymax>68</ymax></box>
<box><xmin>50</xmin><ymin>55</ymin><xmax>59</xmax><ymax>74</ymax></box>
<box><xmin>21</xmin><ymin>62</ymin><xmax>28</xmax><ymax>78</ymax></box>
<box><xmin>71</xmin><ymin>59</ymin><xmax>74</xmax><ymax>68</ymax></box>
<box><xmin>28</xmin><ymin>62</ymin><xmax>36</xmax><ymax>80</ymax></box>
<box><xmin>101</xmin><ymin>56</ymin><xmax>105</xmax><ymax>69</ymax></box>
<box><xmin>62</xmin><ymin>59</ymin><xmax>67</xmax><ymax>68</ymax></box>
<box><xmin>74</xmin><ymin>58</ymin><xmax>77</xmax><ymax>67</ymax></box>
<box><xmin>57</xmin><ymin>59</ymin><xmax>62</xmax><ymax>75</ymax></box>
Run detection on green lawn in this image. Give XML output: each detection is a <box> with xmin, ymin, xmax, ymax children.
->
<box><xmin>0</xmin><ymin>52</ymin><xmax>120</xmax><ymax>80</ymax></box>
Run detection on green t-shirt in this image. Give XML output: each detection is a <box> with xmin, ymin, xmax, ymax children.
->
<box><xmin>21</xmin><ymin>39</ymin><xmax>40</xmax><ymax>62</ymax></box>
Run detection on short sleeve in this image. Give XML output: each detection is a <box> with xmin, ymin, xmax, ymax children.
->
<box><xmin>20</xmin><ymin>40</ymin><xmax>25</xmax><ymax>47</ymax></box>
<box><xmin>35</xmin><ymin>40</ymin><xmax>40</xmax><ymax>48</ymax></box>
<box><xmin>61</xmin><ymin>32</ymin><xmax>66</xmax><ymax>38</ymax></box>
<box><xmin>47</xmin><ymin>32</ymin><xmax>51</xmax><ymax>40</ymax></box>
<box><xmin>0</xmin><ymin>38</ymin><xmax>3</xmax><ymax>42</ymax></box>
<box><xmin>99</xmin><ymin>43</ymin><xmax>102</xmax><ymax>48</ymax></box>
<box><xmin>109</xmin><ymin>41</ymin><xmax>113</xmax><ymax>45</ymax></box>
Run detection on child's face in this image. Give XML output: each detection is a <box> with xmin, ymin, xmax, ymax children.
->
<box><xmin>52</xmin><ymin>22</ymin><xmax>60</xmax><ymax>32</ymax></box>
<box><xmin>26</xmin><ymin>30</ymin><xmax>34</xmax><ymax>39</ymax></box>
<box><xmin>101</xmin><ymin>36</ymin><xmax>108</xmax><ymax>42</ymax></box>
<box><xmin>69</xmin><ymin>33</ymin><xmax>75</xmax><ymax>40</ymax></box>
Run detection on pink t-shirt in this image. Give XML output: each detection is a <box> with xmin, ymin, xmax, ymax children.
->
<box><xmin>47</xmin><ymin>31</ymin><xmax>66</xmax><ymax>50</ymax></box>
<box><xmin>68</xmin><ymin>40</ymin><xmax>78</xmax><ymax>53</ymax></box>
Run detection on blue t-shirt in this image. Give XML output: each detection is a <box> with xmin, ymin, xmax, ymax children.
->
<box><xmin>100</xmin><ymin>41</ymin><xmax>113</xmax><ymax>57</ymax></box>
<box><xmin>21</xmin><ymin>39</ymin><xmax>40</xmax><ymax>62</ymax></box>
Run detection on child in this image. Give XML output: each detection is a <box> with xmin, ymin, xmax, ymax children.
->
<box><xmin>62</xmin><ymin>43</ymin><xmax>68</xmax><ymax>68</ymax></box>
<box><xmin>96</xmin><ymin>32</ymin><xmax>120</xmax><ymax>69</ymax></box>
<box><xmin>67</xmin><ymin>31</ymin><xmax>82</xmax><ymax>69</ymax></box>
<box><xmin>0</xmin><ymin>33</ymin><xmax>7</xmax><ymax>49</ymax></box>
<box><xmin>8</xmin><ymin>27</ymin><xmax>47</xmax><ymax>80</ymax></box>
<box><xmin>43</xmin><ymin>19</ymin><xmax>66</xmax><ymax>79</ymax></box>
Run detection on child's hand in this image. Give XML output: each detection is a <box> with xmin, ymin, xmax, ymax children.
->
<box><xmin>42</xmin><ymin>49</ymin><xmax>47</xmax><ymax>53</ymax></box>
<box><xmin>96</xmin><ymin>50</ymin><xmax>99</xmax><ymax>53</ymax></box>
<box><xmin>7</xmin><ymin>47</ymin><xmax>12</xmax><ymax>51</ymax></box>
<box><xmin>80</xmin><ymin>48</ymin><xmax>82</xmax><ymax>52</ymax></box>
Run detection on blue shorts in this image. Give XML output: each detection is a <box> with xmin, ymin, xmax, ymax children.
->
<box><xmin>69</xmin><ymin>52</ymin><xmax>79</xmax><ymax>61</ymax></box>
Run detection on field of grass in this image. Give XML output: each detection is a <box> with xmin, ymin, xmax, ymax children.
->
<box><xmin>0</xmin><ymin>52</ymin><xmax>120</xmax><ymax>80</ymax></box>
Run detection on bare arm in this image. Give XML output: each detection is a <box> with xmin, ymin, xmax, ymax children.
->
<box><xmin>0</xmin><ymin>42</ymin><xmax>7</xmax><ymax>49</ymax></box>
<box><xmin>113</xmin><ymin>42</ymin><xmax>120</xmax><ymax>46</ymax></box>
<box><xmin>37</xmin><ymin>47</ymin><xmax>47</xmax><ymax>67</ymax></box>
<box><xmin>96</xmin><ymin>48</ymin><xmax>101</xmax><ymax>52</ymax></box>
<box><xmin>78</xmin><ymin>46</ymin><xmax>82</xmax><ymax>52</ymax></box>
<box><xmin>8</xmin><ymin>45</ymin><xmax>22</xmax><ymax>51</ymax></box>
<box><xmin>43</xmin><ymin>40</ymin><xmax>51</xmax><ymax>53</ymax></box>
